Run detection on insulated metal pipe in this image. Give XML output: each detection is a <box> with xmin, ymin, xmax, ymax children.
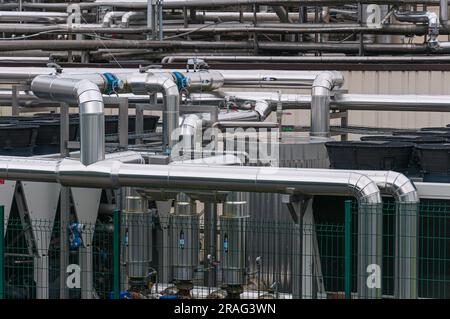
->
<box><xmin>442</xmin><ymin>0</ymin><xmax>449</xmax><ymax>24</ymax></box>
<box><xmin>128</xmin><ymin>72</ymin><xmax>180</xmax><ymax>152</ymax></box>
<box><xmin>0</xmin><ymin>40</ymin><xmax>442</xmax><ymax>54</ymax></box>
<box><xmin>121</xmin><ymin>11</ymin><xmax>146</xmax><ymax>28</ymax></box>
<box><xmin>30</xmin><ymin>75</ymin><xmax>107</xmax><ymax>165</ymax></box>
<box><xmin>310</xmin><ymin>71</ymin><xmax>344</xmax><ymax>137</ymax></box>
<box><xmin>0</xmin><ymin>158</ymin><xmax>383</xmax><ymax>298</ymax></box>
<box><xmin>0</xmin><ymin>11</ymin><xmax>68</xmax><ymax>23</ymax></box>
<box><xmin>354</xmin><ymin>170</ymin><xmax>419</xmax><ymax>299</ymax></box>
<box><xmin>102</xmin><ymin>11</ymin><xmax>127</xmax><ymax>27</ymax></box>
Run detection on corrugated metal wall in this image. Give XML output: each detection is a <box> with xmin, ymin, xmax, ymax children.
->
<box><xmin>265</xmin><ymin>71</ymin><xmax>450</xmax><ymax>130</ymax></box>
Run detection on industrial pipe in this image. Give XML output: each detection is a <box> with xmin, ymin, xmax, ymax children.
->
<box><xmin>102</xmin><ymin>11</ymin><xmax>127</xmax><ymax>27</ymax></box>
<box><xmin>0</xmin><ymin>157</ymin><xmax>382</xmax><ymax>298</ymax></box>
<box><xmin>393</xmin><ymin>11</ymin><xmax>440</xmax><ymax>49</ymax></box>
<box><xmin>121</xmin><ymin>11</ymin><xmax>146</xmax><ymax>28</ymax></box>
<box><xmin>310</xmin><ymin>71</ymin><xmax>344</xmax><ymax>137</ymax></box>
<box><xmin>128</xmin><ymin>72</ymin><xmax>180</xmax><ymax>153</ymax></box>
<box><xmin>30</xmin><ymin>75</ymin><xmax>110</xmax><ymax>165</ymax></box>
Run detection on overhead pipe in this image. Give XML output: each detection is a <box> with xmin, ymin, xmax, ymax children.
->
<box><xmin>0</xmin><ymin>157</ymin><xmax>382</xmax><ymax>298</ymax></box>
<box><xmin>441</xmin><ymin>0</ymin><xmax>449</xmax><ymax>24</ymax></box>
<box><xmin>30</xmin><ymin>75</ymin><xmax>118</xmax><ymax>165</ymax></box>
<box><xmin>310</xmin><ymin>71</ymin><xmax>344</xmax><ymax>137</ymax></box>
<box><xmin>162</xmin><ymin>54</ymin><xmax>450</xmax><ymax>64</ymax></box>
<box><xmin>0</xmin><ymin>39</ymin><xmax>446</xmax><ymax>54</ymax></box>
<box><xmin>393</xmin><ymin>10</ymin><xmax>440</xmax><ymax>49</ymax></box>
<box><xmin>355</xmin><ymin>171</ymin><xmax>419</xmax><ymax>299</ymax></box>
<box><xmin>0</xmin><ymin>11</ymin><xmax>68</xmax><ymax>23</ymax></box>
<box><xmin>185</xmin><ymin>11</ymin><xmax>328</xmax><ymax>23</ymax></box>
<box><xmin>1</xmin><ymin>0</ymin><xmax>447</xmax><ymax>11</ymax></box>
<box><xmin>121</xmin><ymin>11</ymin><xmax>146</xmax><ymax>28</ymax></box>
<box><xmin>102</xmin><ymin>11</ymin><xmax>127</xmax><ymax>27</ymax></box>
<box><xmin>128</xmin><ymin>72</ymin><xmax>180</xmax><ymax>153</ymax></box>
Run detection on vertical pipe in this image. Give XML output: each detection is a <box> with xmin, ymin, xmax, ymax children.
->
<box><xmin>344</xmin><ymin>200</ymin><xmax>352</xmax><ymax>299</ymax></box>
<box><xmin>0</xmin><ymin>205</ymin><xmax>4</xmax><ymax>300</ymax></box>
<box><xmin>113</xmin><ymin>209</ymin><xmax>121</xmax><ymax>299</ymax></box>
<box><xmin>59</xmin><ymin>104</ymin><xmax>70</xmax><ymax>299</ymax></box>
<box><xmin>441</xmin><ymin>0</ymin><xmax>449</xmax><ymax>24</ymax></box>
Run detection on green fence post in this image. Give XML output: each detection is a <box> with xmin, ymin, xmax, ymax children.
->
<box><xmin>113</xmin><ymin>209</ymin><xmax>121</xmax><ymax>299</ymax></box>
<box><xmin>344</xmin><ymin>200</ymin><xmax>352</xmax><ymax>299</ymax></box>
<box><xmin>0</xmin><ymin>205</ymin><xmax>4</xmax><ymax>299</ymax></box>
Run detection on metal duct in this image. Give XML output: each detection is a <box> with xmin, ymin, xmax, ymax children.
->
<box><xmin>30</xmin><ymin>75</ymin><xmax>107</xmax><ymax>165</ymax></box>
<box><xmin>128</xmin><ymin>72</ymin><xmax>180</xmax><ymax>153</ymax></box>
<box><xmin>310</xmin><ymin>71</ymin><xmax>344</xmax><ymax>137</ymax></box>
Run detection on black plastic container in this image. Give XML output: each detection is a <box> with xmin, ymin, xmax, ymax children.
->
<box><xmin>0</xmin><ymin>124</ymin><xmax>38</xmax><ymax>156</ymax></box>
<box><xmin>32</xmin><ymin>119</ymin><xmax>79</xmax><ymax>155</ymax></box>
<box><xmin>128</xmin><ymin>115</ymin><xmax>159</xmax><ymax>133</ymax></box>
<box><xmin>415</xmin><ymin>144</ymin><xmax>450</xmax><ymax>182</ymax></box>
<box><xmin>104</xmin><ymin>115</ymin><xmax>160</xmax><ymax>134</ymax></box>
<box><xmin>393</xmin><ymin>130</ymin><xmax>450</xmax><ymax>140</ymax></box>
<box><xmin>361</xmin><ymin>135</ymin><xmax>447</xmax><ymax>144</ymax></box>
<box><xmin>325</xmin><ymin>141</ymin><xmax>414</xmax><ymax>173</ymax></box>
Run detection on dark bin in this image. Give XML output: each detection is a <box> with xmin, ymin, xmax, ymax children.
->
<box><xmin>361</xmin><ymin>135</ymin><xmax>447</xmax><ymax>144</ymax></box>
<box><xmin>421</xmin><ymin>127</ymin><xmax>450</xmax><ymax>132</ymax></box>
<box><xmin>393</xmin><ymin>130</ymin><xmax>450</xmax><ymax>140</ymax></box>
<box><xmin>0</xmin><ymin>124</ymin><xmax>38</xmax><ymax>156</ymax></box>
<box><xmin>360</xmin><ymin>135</ymin><xmax>447</xmax><ymax>177</ymax></box>
<box><xmin>325</xmin><ymin>141</ymin><xmax>414</xmax><ymax>173</ymax></box>
<box><xmin>128</xmin><ymin>115</ymin><xmax>160</xmax><ymax>133</ymax></box>
<box><xmin>415</xmin><ymin>144</ymin><xmax>450</xmax><ymax>182</ymax></box>
<box><xmin>32</xmin><ymin>119</ymin><xmax>79</xmax><ymax>155</ymax></box>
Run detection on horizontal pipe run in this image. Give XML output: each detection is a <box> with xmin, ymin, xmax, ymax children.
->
<box><xmin>0</xmin><ymin>40</ymin><xmax>445</xmax><ymax>54</ymax></box>
<box><xmin>162</xmin><ymin>55</ymin><xmax>450</xmax><ymax>64</ymax></box>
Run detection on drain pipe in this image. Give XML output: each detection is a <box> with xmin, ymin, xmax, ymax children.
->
<box><xmin>31</xmin><ymin>74</ymin><xmax>122</xmax><ymax>165</ymax></box>
<box><xmin>310</xmin><ymin>71</ymin><xmax>344</xmax><ymax>137</ymax></box>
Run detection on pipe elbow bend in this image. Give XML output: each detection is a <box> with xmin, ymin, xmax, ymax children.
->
<box><xmin>312</xmin><ymin>71</ymin><xmax>344</xmax><ymax>91</ymax></box>
<box><xmin>384</xmin><ymin>171</ymin><xmax>419</xmax><ymax>204</ymax></box>
<box><xmin>348</xmin><ymin>172</ymin><xmax>382</xmax><ymax>205</ymax></box>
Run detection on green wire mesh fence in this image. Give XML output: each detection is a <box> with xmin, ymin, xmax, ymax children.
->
<box><xmin>0</xmin><ymin>198</ymin><xmax>449</xmax><ymax>299</ymax></box>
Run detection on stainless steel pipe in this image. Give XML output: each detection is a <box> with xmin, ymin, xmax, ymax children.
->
<box><xmin>31</xmin><ymin>75</ymin><xmax>107</xmax><ymax>165</ymax></box>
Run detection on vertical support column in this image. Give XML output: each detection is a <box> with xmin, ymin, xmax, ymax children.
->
<box><xmin>344</xmin><ymin>200</ymin><xmax>352</xmax><ymax>299</ymax></box>
<box><xmin>59</xmin><ymin>103</ymin><xmax>70</xmax><ymax>299</ymax></box>
<box><xmin>113</xmin><ymin>209</ymin><xmax>121</xmax><ymax>299</ymax></box>
<box><xmin>0</xmin><ymin>205</ymin><xmax>4</xmax><ymax>300</ymax></box>
<box><xmin>340</xmin><ymin>111</ymin><xmax>348</xmax><ymax>141</ymax></box>
<box><xmin>135</xmin><ymin>105</ymin><xmax>144</xmax><ymax>145</ymax></box>
<box><xmin>358</xmin><ymin>202</ymin><xmax>383</xmax><ymax>299</ymax></box>
<box><xmin>118</xmin><ymin>98</ymin><xmax>129</xmax><ymax>150</ymax></box>
<box><xmin>34</xmin><ymin>256</ymin><xmax>49</xmax><ymax>299</ymax></box>
<box><xmin>203</xmin><ymin>202</ymin><xmax>217</xmax><ymax>288</ymax></box>
<box><xmin>11</xmin><ymin>86</ymin><xmax>19</xmax><ymax>116</ymax></box>
<box><xmin>395</xmin><ymin>202</ymin><xmax>418</xmax><ymax>299</ymax></box>
<box><xmin>80</xmin><ymin>246</ymin><xmax>93</xmax><ymax>299</ymax></box>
